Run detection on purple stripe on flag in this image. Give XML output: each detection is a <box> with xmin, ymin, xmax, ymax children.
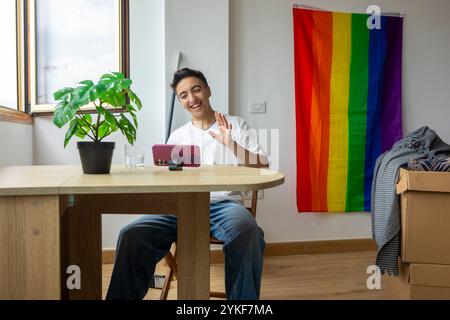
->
<box><xmin>381</xmin><ymin>16</ymin><xmax>404</xmax><ymax>152</ymax></box>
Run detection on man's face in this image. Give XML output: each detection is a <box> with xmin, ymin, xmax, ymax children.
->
<box><xmin>175</xmin><ymin>76</ymin><xmax>212</xmax><ymax>119</ymax></box>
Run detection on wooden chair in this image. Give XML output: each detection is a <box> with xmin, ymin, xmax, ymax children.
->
<box><xmin>158</xmin><ymin>190</ymin><xmax>259</xmax><ymax>300</ymax></box>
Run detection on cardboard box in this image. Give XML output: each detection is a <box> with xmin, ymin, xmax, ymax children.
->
<box><xmin>383</xmin><ymin>260</ymin><xmax>450</xmax><ymax>300</ymax></box>
<box><xmin>396</xmin><ymin>168</ymin><xmax>450</xmax><ymax>264</ymax></box>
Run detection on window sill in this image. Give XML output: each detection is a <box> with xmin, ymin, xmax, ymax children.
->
<box><xmin>0</xmin><ymin>107</ymin><xmax>33</xmax><ymax>125</ymax></box>
<box><xmin>31</xmin><ymin>106</ymin><xmax>127</xmax><ymax>117</ymax></box>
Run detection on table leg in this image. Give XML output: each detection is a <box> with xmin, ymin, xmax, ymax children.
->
<box><xmin>0</xmin><ymin>195</ymin><xmax>61</xmax><ymax>299</ymax></box>
<box><xmin>176</xmin><ymin>192</ymin><xmax>210</xmax><ymax>300</ymax></box>
<box><xmin>60</xmin><ymin>195</ymin><xmax>102</xmax><ymax>300</ymax></box>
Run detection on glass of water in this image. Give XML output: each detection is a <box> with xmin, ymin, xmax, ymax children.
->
<box><xmin>125</xmin><ymin>144</ymin><xmax>145</xmax><ymax>168</ymax></box>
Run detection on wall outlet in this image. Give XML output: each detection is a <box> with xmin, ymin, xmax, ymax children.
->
<box><xmin>249</xmin><ymin>101</ymin><xmax>266</xmax><ymax>114</ymax></box>
<box><xmin>242</xmin><ymin>190</ymin><xmax>264</xmax><ymax>200</ymax></box>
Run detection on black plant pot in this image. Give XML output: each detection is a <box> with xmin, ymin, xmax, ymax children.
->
<box><xmin>77</xmin><ymin>142</ymin><xmax>115</xmax><ymax>174</ymax></box>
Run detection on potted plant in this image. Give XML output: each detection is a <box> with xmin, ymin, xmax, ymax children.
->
<box><xmin>52</xmin><ymin>72</ymin><xmax>142</xmax><ymax>174</ymax></box>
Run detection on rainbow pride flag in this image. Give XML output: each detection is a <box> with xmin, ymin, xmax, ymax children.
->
<box><xmin>293</xmin><ymin>8</ymin><xmax>403</xmax><ymax>212</ymax></box>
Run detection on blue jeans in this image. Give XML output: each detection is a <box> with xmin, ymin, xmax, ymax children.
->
<box><xmin>106</xmin><ymin>200</ymin><xmax>265</xmax><ymax>300</ymax></box>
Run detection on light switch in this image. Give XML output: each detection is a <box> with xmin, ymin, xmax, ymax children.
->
<box><xmin>249</xmin><ymin>101</ymin><xmax>266</xmax><ymax>114</ymax></box>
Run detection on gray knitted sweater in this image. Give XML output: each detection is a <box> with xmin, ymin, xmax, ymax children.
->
<box><xmin>371</xmin><ymin>126</ymin><xmax>450</xmax><ymax>275</ymax></box>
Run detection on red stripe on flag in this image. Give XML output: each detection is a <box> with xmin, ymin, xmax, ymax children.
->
<box><xmin>293</xmin><ymin>8</ymin><xmax>313</xmax><ymax>212</ymax></box>
<box><xmin>312</xmin><ymin>11</ymin><xmax>332</xmax><ymax>212</ymax></box>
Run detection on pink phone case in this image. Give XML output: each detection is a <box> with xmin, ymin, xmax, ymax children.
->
<box><xmin>152</xmin><ymin>144</ymin><xmax>201</xmax><ymax>167</ymax></box>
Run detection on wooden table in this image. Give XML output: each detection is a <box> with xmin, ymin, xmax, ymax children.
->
<box><xmin>0</xmin><ymin>165</ymin><xmax>284</xmax><ymax>300</ymax></box>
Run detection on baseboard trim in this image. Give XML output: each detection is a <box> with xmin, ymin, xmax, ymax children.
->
<box><xmin>102</xmin><ymin>238</ymin><xmax>376</xmax><ymax>265</ymax></box>
<box><xmin>102</xmin><ymin>248</ymin><xmax>116</xmax><ymax>265</ymax></box>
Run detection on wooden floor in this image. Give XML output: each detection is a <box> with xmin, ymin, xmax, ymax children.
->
<box><xmin>102</xmin><ymin>251</ymin><xmax>387</xmax><ymax>300</ymax></box>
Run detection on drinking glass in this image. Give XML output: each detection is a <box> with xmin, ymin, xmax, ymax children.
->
<box><xmin>124</xmin><ymin>144</ymin><xmax>145</xmax><ymax>168</ymax></box>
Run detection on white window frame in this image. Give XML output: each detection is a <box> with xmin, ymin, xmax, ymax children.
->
<box><xmin>0</xmin><ymin>0</ymin><xmax>30</xmax><ymax>124</ymax></box>
<box><xmin>28</xmin><ymin>0</ymin><xmax>128</xmax><ymax>114</ymax></box>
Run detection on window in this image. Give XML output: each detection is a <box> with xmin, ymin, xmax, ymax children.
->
<box><xmin>0</xmin><ymin>0</ymin><xmax>129</xmax><ymax>122</ymax></box>
<box><xmin>30</xmin><ymin>0</ymin><xmax>129</xmax><ymax>113</ymax></box>
<box><xmin>0</xmin><ymin>0</ymin><xmax>23</xmax><ymax>111</ymax></box>
<box><xmin>0</xmin><ymin>0</ymin><xmax>18</xmax><ymax>110</ymax></box>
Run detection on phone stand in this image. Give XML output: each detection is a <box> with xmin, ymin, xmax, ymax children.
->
<box><xmin>168</xmin><ymin>160</ymin><xmax>183</xmax><ymax>171</ymax></box>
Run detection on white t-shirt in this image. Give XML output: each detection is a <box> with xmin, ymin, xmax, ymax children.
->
<box><xmin>167</xmin><ymin>114</ymin><xmax>268</xmax><ymax>204</ymax></box>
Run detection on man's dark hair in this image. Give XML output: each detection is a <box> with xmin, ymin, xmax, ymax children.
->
<box><xmin>170</xmin><ymin>68</ymin><xmax>209</xmax><ymax>91</ymax></box>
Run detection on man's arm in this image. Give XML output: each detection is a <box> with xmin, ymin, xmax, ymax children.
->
<box><xmin>209</xmin><ymin>112</ymin><xmax>269</xmax><ymax>169</ymax></box>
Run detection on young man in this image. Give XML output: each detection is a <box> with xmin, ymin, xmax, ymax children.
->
<box><xmin>106</xmin><ymin>68</ymin><xmax>269</xmax><ymax>300</ymax></box>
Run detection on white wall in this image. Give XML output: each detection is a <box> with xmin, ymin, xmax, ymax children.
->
<box><xmin>33</xmin><ymin>0</ymin><xmax>166</xmax><ymax>248</ymax></box>
<box><xmin>165</xmin><ymin>0</ymin><xmax>229</xmax><ymax>135</ymax></box>
<box><xmin>0</xmin><ymin>121</ymin><xmax>33</xmax><ymax>166</ymax></box>
<box><xmin>229</xmin><ymin>0</ymin><xmax>450</xmax><ymax>242</ymax></box>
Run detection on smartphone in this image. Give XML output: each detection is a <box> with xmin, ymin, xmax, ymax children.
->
<box><xmin>152</xmin><ymin>144</ymin><xmax>201</xmax><ymax>167</ymax></box>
